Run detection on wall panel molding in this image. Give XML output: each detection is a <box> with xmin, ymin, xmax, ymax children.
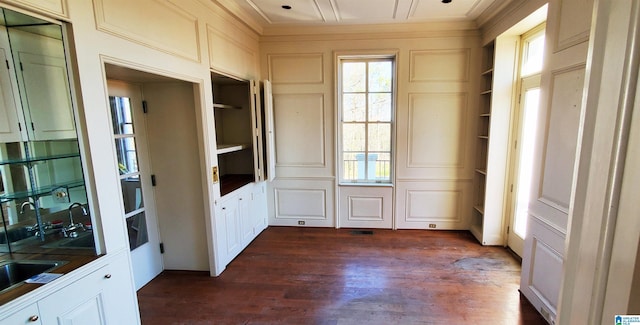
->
<box><xmin>395</xmin><ymin>180</ymin><xmax>471</xmax><ymax>229</ymax></box>
<box><xmin>406</xmin><ymin>92</ymin><xmax>468</xmax><ymax>168</ymax></box>
<box><xmin>268</xmin><ymin>53</ymin><xmax>324</xmax><ymax>85</ymax></box>
<box><xmin>539</xmin><ymin>65</ymin><xmax>585</xmax><ymax>213</ymax></box>
<box><xmin>409</xmin><ymin>48</ymin><xmax>471</xmax><ymax>82</ymax></box>
<box><xmin>553</xmin><ymin>0</ymin><xmax>593</xmax><ymax>52</ymax></box>
<box><xmin>207</xmin><ymin>24</ymin><xmax>257</xmax><ymax>79</ymax></box>
<box><xmin>273</xmin><ymin>93</ymin><xmax>326</xmax><ymax>167</ymax></box>
<box><xmin>93</xmin><ymin>0</ymin><xmax>201</xmax><ymax>62</ymax></box>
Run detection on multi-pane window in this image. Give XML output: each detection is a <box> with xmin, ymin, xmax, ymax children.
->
<box><xmin>339</xmin><ymin>58</ymin><xmax>394</xmax><ymax>183</ymax></box>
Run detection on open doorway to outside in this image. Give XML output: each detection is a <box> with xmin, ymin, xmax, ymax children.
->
<box><xmin>506</xmin><ymin>24</ymin><xmax>546</xmax><ymax>257</ymax></box>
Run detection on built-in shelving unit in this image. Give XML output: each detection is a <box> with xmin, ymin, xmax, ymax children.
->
<box><xmin>211</xmin><ymin>71</ymin><xmax>257</xmax><ymax>196</ymax></box>
<box><xmin>472</xmin><ymin>40</ymin><xmax>495</xmax><ymax>244</ymax></box>
<box><xmin>471</xmin><ymin>37</ymin><xmax>514</xmax><ymax>246</ymax></box>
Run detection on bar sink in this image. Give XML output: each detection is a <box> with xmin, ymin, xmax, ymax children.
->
<box><xmin>0</xmin><ymin>260</ymin><xmax>66</xmax><ymax>293</ymax></box>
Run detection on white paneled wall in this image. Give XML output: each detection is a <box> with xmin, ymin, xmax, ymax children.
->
<box><xmin>261</xmin><ymin>31</ymin><xmax>479</xmax><ymax>229</ymax></box>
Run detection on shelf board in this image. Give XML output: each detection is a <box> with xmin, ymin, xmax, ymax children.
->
<box><xmin>217</xmin><ymin>143</ymin><xmax>250</xmax><ymax>154</ymax></box>
<box><xmin>481</xmin><ymin>68</ymin><xmax>494</xmax><ymax>76</ymax></box>
<box><xmin>0</xmin><ymin>179</ymin><xmax>85</xmax><ymax>203</ymax></box>
<box><xmin>473</xmin><ymin>205</ymin><xmax>485</xmax><ymax>215</ymax></box>
<box><xmin>479</xmin><ymin>113</ymin><xmax>491</xmax><ymax>118</ymax></box>
<box><xmin>220</xmin><ymin>174</ymin><xmax>254</xmax><ymax>196</ymax></box>
<box><xmin>478</xmin><ymin>135</ymin><xmax>489</xmax><ymax>139</ymax></box>
<box><xmin>475</xmin><ymin>169</ymin><xmax>487</xmax><ymax>175</ymax></box>
<box><xmin>213</xmin><ymin>103</ymin><xmax>242</xmax><ymax>110</ymax></box>
<box><xmin>0</xmin><ymin>152</ymin><xmax>81</xmax><ymax>166</ymax></box>
<box><xmin>480</xmin><ymin>90</ymin><xmax>492</xmax><ymax>95</ymax></box>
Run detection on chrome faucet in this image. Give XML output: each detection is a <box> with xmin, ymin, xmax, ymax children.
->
<box><xmin>20</xmin><ymin>200</ymin><xmax>36</xmax><ymax>214</ymax></box>
<box><xmin>65</xmin><ymin>202</ymin><xmax>88</xmax><ymax>237</ymax></box>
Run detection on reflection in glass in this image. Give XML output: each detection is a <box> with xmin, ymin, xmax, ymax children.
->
<box><xmin>126</xmin><ymin>212</ymin><xmax>148</xmax><ymax>251</ymax></box>
<box><xmin>121</xmin><ymin>177</ymin><xmax>144</xmax><ymax>214</ymax></box>
<box><xmin>368</xmin><ymin>93</ymin><xmax>391</xmax><ymax>121</ymax></box>
<box><xmin>343</xmin><ymin>124</ymin><xmax>365</xmax><ymax>152</ymax></box>
<box><xmin>368</xmin><ymin>123</ymin><xmax>391</xmax><ymax>151</ymax></box>
<box><xmin>343</xmin><ymin>94</ymin><xmax>366</xmax><ymax>122</ymax></box>
<box><xmin>342</xmin><ymin>62</ymin><xmax>366</xmax><ymax>92</ymax></box>
<box><xmin>115</xmin><ymin>137</ymin><xmax>139</xmax><ymax>174</ymax></box>
<box><xmin>110</xmin><ymin>96</ymin><xmax>134</xmax><ymax>135</ymax></box>
<box><xmin>368</xmin><ymin>61</ymin><xmax>392</xmax><ymax>92</ymax></box>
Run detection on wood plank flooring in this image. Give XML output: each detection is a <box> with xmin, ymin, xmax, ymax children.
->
<box><xmin>138</xmin><ymin>227</ymin><xmax>547</xmax><ymax>324</ymax></box>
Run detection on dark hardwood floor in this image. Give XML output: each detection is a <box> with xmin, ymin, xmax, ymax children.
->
<box><xmin>138</xmin><ymin>227</ymin><xmax>547</xmax><ymax>324</ymax></box>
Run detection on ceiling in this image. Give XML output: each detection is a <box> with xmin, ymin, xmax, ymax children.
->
<box><xmin>224</xmin><ymin>0</ymin><xmax>501</xmax><ymax>27</ymax></box>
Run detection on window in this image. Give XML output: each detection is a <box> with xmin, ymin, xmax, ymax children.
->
<box><xmin>339</xmin><ymin>57</ymin><xmax>395</xmax><ymax>183</ymax></box>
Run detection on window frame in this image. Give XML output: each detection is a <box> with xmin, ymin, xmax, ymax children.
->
<box><xmin>336</xmin><ymin>53</ymin><xmax>397</xmax><ymax>185</ymax></box>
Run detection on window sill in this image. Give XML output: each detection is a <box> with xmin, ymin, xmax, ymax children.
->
<box><xmin>338</xmin><ymin>182</ymin><xmax>394</xmax><ymax>187</ymax></box>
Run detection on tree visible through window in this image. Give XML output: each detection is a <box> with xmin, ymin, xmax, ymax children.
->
<box><xmin>340</xmin><ymin>57</ymin><xmax>394</xmax><ymax>183</ymax></box>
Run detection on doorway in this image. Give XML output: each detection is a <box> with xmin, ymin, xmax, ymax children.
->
<box><xmin>506</xmin><ymin>24</ymin><xmax>545</xmax><ymax>256</ymax></box>
<box><xmin>105</xmin><ymin>64</ymin><xmax>210</xmax><ymax>290</ymax></box>
<box><xmin>108</xmin><ymin>80</ymin><xmax>163</xmax><ymax>290</ymax></box>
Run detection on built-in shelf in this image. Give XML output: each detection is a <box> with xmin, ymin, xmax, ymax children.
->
<box><xmin>476</xmin><ymin>169</ymin><xmax>487</xmax><ymax>175</ymax></box>
<box><xmin>217</xmin><ymin>143</ymin><xmax>250</xmax><ymax>155</ymax></box>
<box><xmin>0</xmin><ymin>152</ymin><xmax>80</xmax><ymax>166</ymax></box>
<box><xmin>480</xmin><ymin>90</ymin><xmax>492</xmax><ymax>95</ymax></box>
<box><xmin>474</xmin><ymin>205</ymin><xmax>485</xmax><ymax>215</ymax></box>
<box><xmin>0</xmin><ymin>179</ymin><xmax>85</xmax><ymax>203</ymax></box>
<box><xmin>480</xmin><ymin>113</ymin><xmax>491</xmax><ymax>117</ymax></box>
<box><xmin>478</xmin><ymin>135</ymin><xmax>489</xmax><ymax>139</ymax></box>
<box><xmin>213</xmin><ymin>103</ymin><xmax>241</xmax><ymax>110</ymax></box>
<box><xmin>470</xmin><ymin>223</ymin><xmax>483</xmax><ymax>241</ymax></box>
<box><xmin>481</xmin><ymin>68</ymin><xmax>494</xmax><ymax>76</ymax></box>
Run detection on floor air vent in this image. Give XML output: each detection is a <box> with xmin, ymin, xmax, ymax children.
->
<box><xmin>350</xmin><ymin>230</ymin><xmax>374</xmax><ymax>235</ymax></box>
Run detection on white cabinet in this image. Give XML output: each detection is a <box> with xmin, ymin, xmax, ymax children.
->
<box><xmin>217</xmin><ymin>182</ymin><xmax>267</xmax><ymax>266</ymax></box>
<box><xmin>40</xmin><ymin>255</ymin><xmax>137</xmax><ymax>324</ymax></box>
<box><xmin>1</xmin><ymin>303</ymin><xmax>41</xmax><ymax>324</ymax></box>
<box><xmin>0</xmin><ymin>254</ymin><xmax>139</xmax><ymax>325</ymax></box>
<box><xmin>8</xmin><ymin>27</ymin><xmax>76</xmax><ymax>141</ymax></box>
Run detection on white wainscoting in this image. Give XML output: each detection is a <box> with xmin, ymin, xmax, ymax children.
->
<box><xmin>338</xmin><ymin>186</ymin><xmax>393</xmax><ymax>229</ymax></box>
<box><xmin>268</xmin><ymin>53</ymin><xmax>324</xmax><ymax>84</ymax></box>
<box><xmin>94</xmin><ymin>0</ymin><xmax>201</xmax><ymax>62</ymax></box>
<box><xmin>520</xmin><ymin>214</ymin><xmax>566</xmax><ymax>323</ymax></box>
<box><xmin>539</xmin><ymin>66</ymin><xmax>585</xmax><ymax>213</ymax></box>
<box><xmin>409</xmin><ymin>49</ymin><xmax>470</xmax><ymax>82</ymax></box>
<box><xmin>395</xmin><ymin>180</ymin><xmax>471</xmax><ymax>229</ymax></box>
<box><xmin>268</xmin><ymin>178</ymin><xmax>335</xmax><ymax>227</ymax></box>
<box><xmin>207</xmin><ymin>25</ymin><xmax>257</xmax><ymax>79</ymax></box>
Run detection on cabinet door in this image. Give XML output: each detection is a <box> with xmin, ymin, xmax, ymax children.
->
<box><xmin>0</xmin><ymin>46</ymin><xmax>24</xmax><ymax>143</ymax></box>
<box><xmin>238</xmin><ymin>189</ymin><xmax>253</xmax><ymax>246</ymax></box>
<box><xmin>0</xmin><ymin>303</ymin><xmax>41</xmax><ymax>325</ymax></box>
<box><xmin>38</xmin><ymin>265</ymin><xmax>112</xmax><ymax>325</ymax></box>
<box><xmin>262</xmin><ymin>80</ymin><xmax>276</xmax><ymax>181</ymax></box>
<box><xmin>220</xmin><ymin>196</ymin><xmax>241</xmax><ymax>264</ymax></box>
<box><xmin>18</xmin><ymin>52</ymin><xmax>76</xmax><ymax>140</ymax></box>
<box><xmin>250</xmin><ymin>182</ymin><xmax>268</xmax><ymax>234</ymax></box>
<box><xmin>249</xmin><ymin>80</ymin><xmax>264</xmax><ymax>182</ymax></box>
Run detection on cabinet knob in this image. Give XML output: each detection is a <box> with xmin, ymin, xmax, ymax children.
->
<box><xmin>104</xmin><ymin>274</ymin><xmax>112</xmax><ymax>279</ymax></box>
<box><xmin>222</xmin><ymin>207</ymin><xmax>226</xmax><ymax>210</ymax></box>
<box><xmin>29</xmin><ymin>315</ymin><xmax>39</xmax><ymax>322</ymax></box>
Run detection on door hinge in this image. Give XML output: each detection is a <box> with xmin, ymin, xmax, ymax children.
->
<box><xmin>507</xmin><ymin>226</ymin><xmax>510</xmax><ymax>234</ymax></box>
<box><xmin>142</xmin><ymin>100</ymin><xmax>148</xmax><ymax>113</ymax></box>
<box><xmin>31</xmin><ymin>122</ymin><xmax>35</xmax><ymax>131</ymax></box>
<box><xmin>159</xmin><ymin>243</ymin><xmax>164</xmax><ymax>254</ymax></box>
<box><xmin>510</xmin><ymin>184</ymin><xmax>514</xmax><ymax>192</ymax></box>
<box><xmin>19</xmin><ymin>62</ymin><xmax>23</xmax><ymax>71</ymax></box>
<box><xmin>151</xmin><ymin>174</ymin><xmax>156</xmax><ymax>186</ymax></box>
<box><xmin>5</xmin><ymin>60</ymin><xmax>8</xmax><ymax>70</ymax></box>
<box><xmin>17</xmin><ymin>123</ymin><xmax>21</xmax><ymax>131</ymax></box>
<box><xmin>518</xmin><ymin>94</ymin><xmax>521</xmax><ymax>104</ymax></box>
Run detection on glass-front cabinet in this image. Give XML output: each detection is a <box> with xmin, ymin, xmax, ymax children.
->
<box><xmin>0</xmin><ymin>7</ymin><xmax>95</xmax><ymax>257</ymax></box>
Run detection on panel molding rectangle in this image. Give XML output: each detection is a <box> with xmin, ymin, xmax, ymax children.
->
<box><xmin>93</xmin><ymin>0</ymin><xmax>201</xmax><ymax>62</ymax></box>
<box><xmin>539</xmin><ymin>65</ymin><xmax>585</xmax><ymax>213</ymax></box>
<box><xmin>274</xmin><ymin>188</ymin><xmax>327</xmax><ymax>220</ymax></box>
<box><xmin>268</xmin><ymin>53</ymin><xmax>324</xmax><ymax>84</ymax></box>
<box><xmin>273</xmin><ymin>93</ymin><xmax>326</xmax><ymax>167</ymax></box>
<box><xmin>409</xmin><ymin>49</ymin><xmax>471</xmax><ymax>82</ymax></box>
<box><xmin>407</xmin><ymin>92</ymin><xmax>468</xmax><ymax>168</ymax></box>
<box><xmin>207</xmin><ymin>25</ymin><xmax>257</xmax><ymax>79</ymax></box>
<box><xmin>405</xmin><ymin>189</ymin><xmax>461</xmax><ymax>222</ymax></box>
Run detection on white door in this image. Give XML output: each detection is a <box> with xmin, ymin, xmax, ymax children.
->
<box><xmin>506</xmin><ymin>75</ymin><xmax>541</xmax><ymax>256</ymax></box>
<box><xmin>107</xmin><ymin>80</ymin><xmax>163</xmax><ymax>290</ymax></box>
